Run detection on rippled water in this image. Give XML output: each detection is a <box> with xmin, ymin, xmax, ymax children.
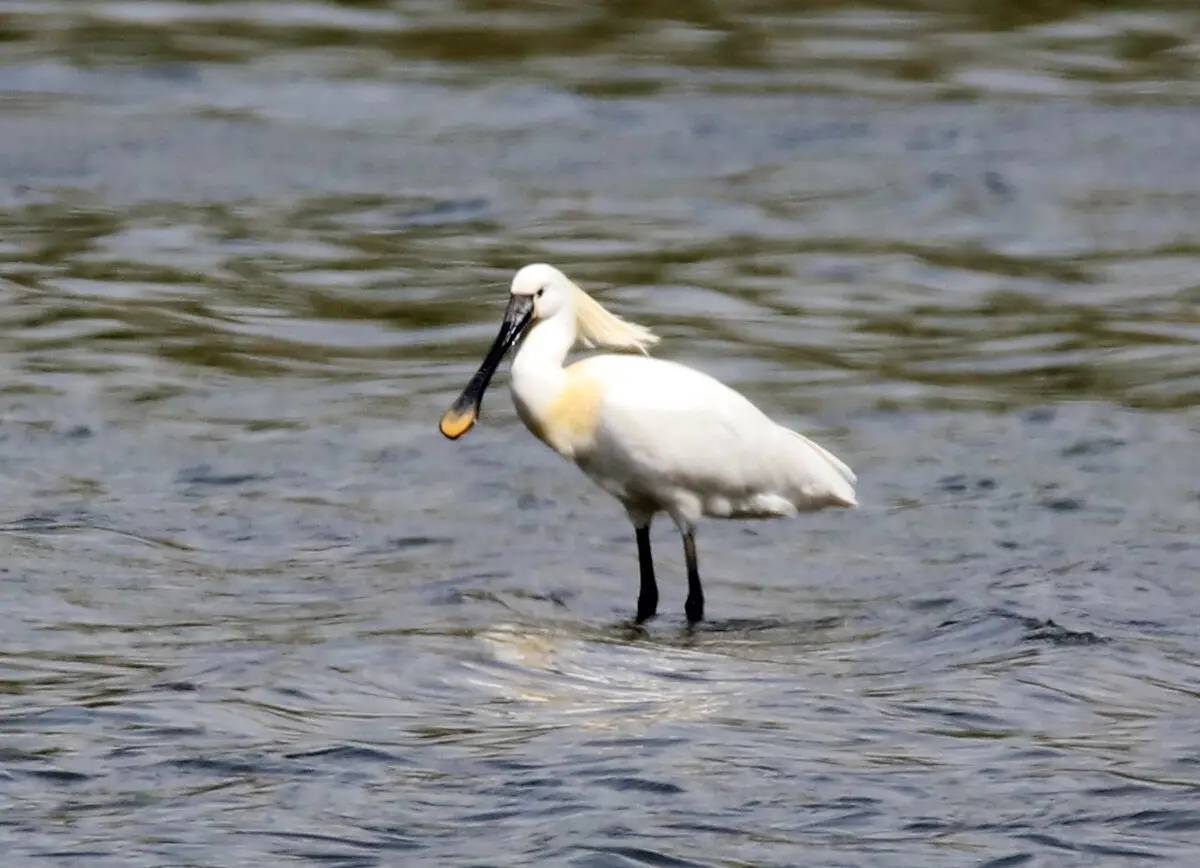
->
<box><xmin>3</xmin><ymin>2</ymin><xmax>1200</xmax><ymax>865</ymax></box>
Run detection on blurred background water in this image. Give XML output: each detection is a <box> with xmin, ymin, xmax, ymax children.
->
<box><xmin>2</xmin><ymin>1</ymin><xmax>1200</xmax><ymax>866</ymax></box>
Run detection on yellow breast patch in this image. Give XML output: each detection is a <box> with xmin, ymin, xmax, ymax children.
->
<box><xmin>532</xmin><ymin>367</ymin><xmax>603</xmax><ymax>456</ymax></box>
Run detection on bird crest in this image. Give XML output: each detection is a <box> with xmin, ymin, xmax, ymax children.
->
<box><xmin>570</xmin><ymin>284</ymin><xmax>659</xmax><ymax>355</ymax></box>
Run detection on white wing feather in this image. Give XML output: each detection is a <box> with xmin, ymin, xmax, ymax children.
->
<box><xmin>570</xmin><ymin>355</ymin><xmax>857</xmax><ymax>517</ymax></box>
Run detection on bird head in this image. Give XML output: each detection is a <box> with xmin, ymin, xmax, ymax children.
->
<box><xmin>439</xmin><ymin>263</ymin><xmax>654</xmax><ymax>440</ymax></box>
<box><xmin>510</xmin><ymin>262</ymin><xmax>573</xmax><ymax>322</ymax></box>
<box><xmin>437</xmin><ymin>265</ymin><xmax>562</xmax><ymax>440</ymax></box>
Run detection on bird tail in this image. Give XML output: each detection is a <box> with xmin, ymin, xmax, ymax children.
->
<box><xmin>783</xmin><ymin>428</ymin><xmax>858</xmax><ymax>508</ymax></box>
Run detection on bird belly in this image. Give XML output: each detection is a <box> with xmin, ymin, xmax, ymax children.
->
<box><xmin>575</xmin><ymin>446</ymin><xmax>795</xmax><ymax>523</ymax></box>
<box><xmin>699</xmin><ymin>492</ymin><xmax>799</xmax><ymax>519</ymax></box>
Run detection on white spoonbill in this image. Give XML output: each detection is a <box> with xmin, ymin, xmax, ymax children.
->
<box><xmin>440</xmin><ymin>264</ymin><xmax>856</xmax><ymax>624</ymax></box>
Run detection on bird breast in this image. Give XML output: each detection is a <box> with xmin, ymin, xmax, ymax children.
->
<box><xmin>513</xmin><ymin>366</ymin><xmax>603</xmax><ymax>459</ymax></box>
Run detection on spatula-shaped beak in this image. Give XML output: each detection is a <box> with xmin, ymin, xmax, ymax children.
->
<box><xmin>439</xmin><ymin>294</ymin><xmax>534</xmax><ymax>439</ymax></box>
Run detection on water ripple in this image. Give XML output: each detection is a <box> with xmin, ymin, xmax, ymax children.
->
<box><xmin>3</xmin><ymin>2</ymin><xmax>1200</xmax><ymax>866</ymax></box>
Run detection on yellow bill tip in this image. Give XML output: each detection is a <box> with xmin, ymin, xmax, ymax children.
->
<box><xmin>439</xmin><ymin>407</ymin><xmax>477</xmax><ymax>440</ymax></box>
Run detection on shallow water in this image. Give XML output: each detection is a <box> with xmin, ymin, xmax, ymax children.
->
<box><xmin>2</xmin><ymin>1</ymin><xmax>1200</xmax><ymax>865</ymax></box>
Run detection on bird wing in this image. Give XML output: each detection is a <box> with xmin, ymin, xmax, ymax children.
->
<box><xmin>571</xmin><ymin>355</ymin><xmax>856</xmax><ymax>513</ymax></box>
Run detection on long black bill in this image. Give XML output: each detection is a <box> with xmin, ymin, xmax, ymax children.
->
<box><xmin>439</xmin><ymin>294</ymin><xmax>534</xmax><ymax>440</ymax></box>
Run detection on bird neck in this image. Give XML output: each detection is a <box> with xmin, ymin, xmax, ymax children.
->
<box><xmin>514</xmin><ymin>312</ymin><xmax>575</xmax><ymax>375</ymax></box>
<box><xmin>510</xmin><ymin>312</ymin><xmax>575</xmax><ymax>432</ymax></box>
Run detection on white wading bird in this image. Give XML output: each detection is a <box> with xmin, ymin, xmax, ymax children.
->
<box><xmin>440</xmin><ymin>264</ymin><xmax>856</xmax><ymax>624</ymax></box>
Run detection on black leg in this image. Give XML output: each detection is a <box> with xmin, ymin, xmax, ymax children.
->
<box><xmin>635</xmin><ymin>526</ymin><xmax>658</xmax><ymax>623</ymax></box>
<box><xmin>683</xmin><ymin>531</ymin><xmax>704</xmax><ymax>623</ymax></box>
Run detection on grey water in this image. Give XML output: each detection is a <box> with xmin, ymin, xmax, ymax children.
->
<box><xmin>2</xmin><ymin>1</ymin><xmax>1200</xmax><ymax>865</ymax></box>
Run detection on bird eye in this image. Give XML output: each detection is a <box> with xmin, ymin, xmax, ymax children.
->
<box><xmin>536</xmin><ymin>287</ymin><xmax>545</xmax><ymax>298</ymax></box>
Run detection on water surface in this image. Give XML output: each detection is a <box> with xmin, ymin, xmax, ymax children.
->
<box><xmin>2</xmin><ymin>2</ymin><xmax>1200</xmax><ymax>865</ymax></box>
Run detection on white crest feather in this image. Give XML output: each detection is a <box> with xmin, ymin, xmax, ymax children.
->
<box><xmin>570</xmin><ymin>284</ymin><xmax>658</xmax><ymax>354</ymax></box>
